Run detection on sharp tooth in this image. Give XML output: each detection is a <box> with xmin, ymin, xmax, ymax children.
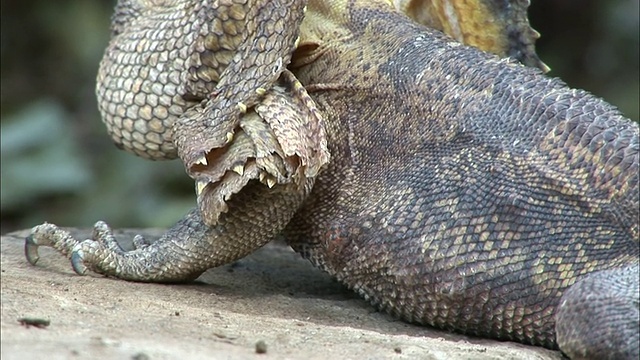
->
<box><xmin>236</xmin><ymin>102</ymin><xmax>247</xmax><ymax>113</ymax></box>
<box><xmin>259</xmin><ymin>172</ymin><xmax>267</xmax><ymax>182</ymax></box>
<box><xmin>231</xmin><ymin>164</ymin><xmax>244</xmax><ymax>176</ymax></box>
<box><xmin>195</xmin><ymin>181</ymin><xmax>207</xmax><ymax>196</ymax></box>
<box><xmin>255</xmin><ymin>87</ymin><xmax>267</xmax><ymax>96</ymax></box>
<box><xmin>531</xmin><ymin>29</ymin><xmax>541</xmax><ymax>39</ymax></box>
<box><xmin>226</xmin><ymin>132</ymin><xmax>234</xmax><ymax>143</ymax></box>
<box><xmin>266</xmin><ymin>177</ymin><xmax>276</xmax><ymax>188</ymax></box>
<box><xmin>540</xmin><ymin>62</ymin><xmax>551</xmax><ymax>73</ymax></box>
<box><xmin>195</xmin><ymin>155</ymin><xmax>208</xmax><ymax>166</ymax></box>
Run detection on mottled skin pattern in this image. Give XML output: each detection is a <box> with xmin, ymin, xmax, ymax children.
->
<box><xmin>25</xmin><ymin>0</ymin><xmax>639</xmax><ymax>359</ymax></box>
<box><xmin>287</xmin><ymin>2</ymin><xmax>639</xmax><ymax>358</ymax></box>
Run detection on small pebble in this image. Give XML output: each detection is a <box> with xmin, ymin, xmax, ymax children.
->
<box><xmin>255</xmin><ymin>340</ymin><xmax>268</xmax><ymax>354</ymax></box>
<box><xmin>17</xmin><ymin>317</ymin><xmax>50</xmax><ymax>329</ymax></box>
<box><xmin>131</xmin><ymin>352</ymin><xmax>150</xmax><ymax>360</ymax></box>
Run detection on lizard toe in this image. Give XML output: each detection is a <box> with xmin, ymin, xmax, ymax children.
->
<box><xmin>25</xmin><ymin>223</ymin><xmax>78</xmax><ymax>266</ymax></box>
<box><xmin>132</xmin><ymin>235</ymin><xmax>151</xmax><ymax>250</ymax></box>
<box><xmin>91</xmin><ymin>221</ymin><xmax>125</xmax><ymax>253</ymax></box>
<box><xmin>70</xmin><ymin>239</ymin><xmax>114</xmax><ymax>277</ymax></box>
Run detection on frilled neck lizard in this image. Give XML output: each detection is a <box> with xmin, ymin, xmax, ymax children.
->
<box><xmin>26</xmin><ymin>1</ymin><xmax>639</xmax><ymax>359</ymax></box>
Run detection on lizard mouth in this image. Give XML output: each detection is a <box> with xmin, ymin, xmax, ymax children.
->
<box><xmin>189</xmin><ymin>112</ymin><xmax>303</xmax><ymax>227</ymax></box>
<box><xmin>172</xmin><ymin>72</ymin><xmax>330</xmax><ymax>227</ymax></box>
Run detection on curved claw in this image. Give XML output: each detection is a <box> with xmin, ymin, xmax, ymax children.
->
<box><xmin>24</xmin><ymin>235</ymin><xmax>40</xmax><ymax>266</ymax></box>
<box><xmin>70</xmin><ymin>248</ymin><xmax>88</xmax><ymax>275</ymax></box>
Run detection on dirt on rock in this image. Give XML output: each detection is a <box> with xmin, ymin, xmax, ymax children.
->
<box><xmin>1</xmin><ymin>228</ymin><xmax>563</xmax><ymax>360</ymax></box>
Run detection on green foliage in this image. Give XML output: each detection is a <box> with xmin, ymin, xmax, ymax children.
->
<box><xmin>1</xmin><ymin>100</ymin><xmax>92</xmax><ymax>211</ymax></box>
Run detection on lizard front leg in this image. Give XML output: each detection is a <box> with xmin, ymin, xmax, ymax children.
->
<box><xmin>26</xmin><ymin>179</ymin><xmax>310</xmax><ymax>282</ymax></box>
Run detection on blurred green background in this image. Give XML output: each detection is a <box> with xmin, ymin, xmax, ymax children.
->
<box><xmin>1</xmin><ymin>0</ymin><xmax>638</xmax><ymax>234</ymax></box>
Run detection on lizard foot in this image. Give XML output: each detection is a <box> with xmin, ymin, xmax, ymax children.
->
<box><xmin>69</xmin><ymin>222</ymin><xmax>152</xmax><ymax>276</ymax></box>
<box><xmin>25</xmin><ymin>219</ymin><xmax>205</xmax><ymax>282</ymax></box>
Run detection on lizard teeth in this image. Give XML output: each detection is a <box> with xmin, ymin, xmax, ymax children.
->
<box><xmin>231</xmin><ymin>164</ymin><xmax>244</xmax><ymax>176</ymax></box>
<box><xmin>259</xmin><ymin>172</ymin><xmax>276</xmax><ymax>188</ymax></box>
<box><xmin>255</xmin><ymin>87</ymin><xmax>267</xmax><ymax>96</ymax></box>
<box><xmin>225</xmin><ymin>132</ymin><xmax>234</xmax><ymax>143</ymax></box>
<box><xmin>195</xmin><ymin>155</ymin><xmax>208</xmax><ymax>166</ymax></box>
<box><xmin>195</xmin><ymin>181</ymin><xmax>208</xmax><ymax>196</ymax></box>
<box><xmin>531</xmin><ymin>29</ymin><xmax>541</xmax><ymax>39</ymax></box>
<box><xmin>266</xmin><ymin>177</ymin><xmax>276</xmax><ymax>188</ymax></box>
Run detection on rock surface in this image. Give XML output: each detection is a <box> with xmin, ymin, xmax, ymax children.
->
<box><xmin>1</xmin><ymin>228</ymin><xmax>563</xmax><ymax>360</ymax></box>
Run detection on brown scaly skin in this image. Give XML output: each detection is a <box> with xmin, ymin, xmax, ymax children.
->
<box><xmin>288</xmin><ymin>1</ymin><xmax>639</xmax><ymax>358</ymax></box>
<box><xmin>25</xmin><ymin>0</ymin><xmax>639</xmax><ymax>359</ymax></box>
